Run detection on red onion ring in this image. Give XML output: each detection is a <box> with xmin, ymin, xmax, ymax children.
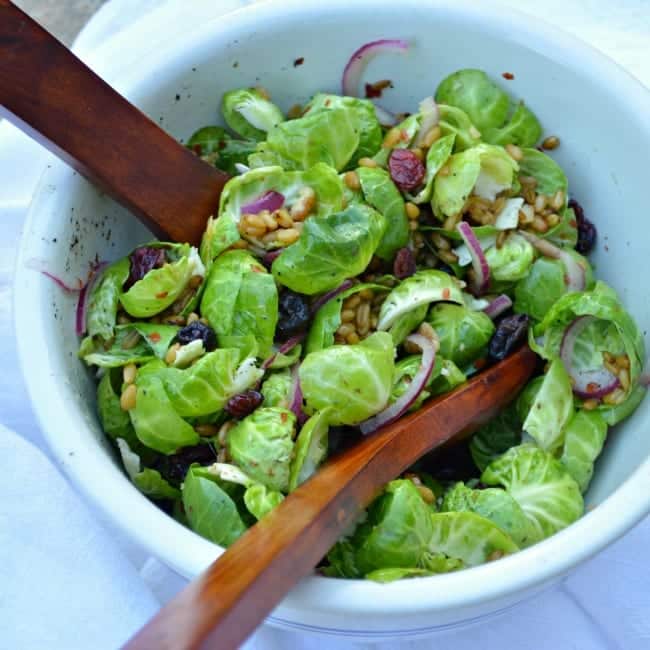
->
<box><xmin>261</xmin><ymin>334</ymin><xmax>305</xmax><ymax>370</ymax></box>
<box><xmin>456</xmin><ymin>222</ymin><xmax>489</xmax><ymax>295</ymax></box>
<box><xmin>75</xmin><ymin>261</ymin><xmax>109</xmax><ymax>336</ymax></box>
<box><xmin>413</xmin><ymin>97</ymin><xmax>440</xmax><ymax>147</ymax></box>
<box><xmin>311</xmin><ymin>279</ymin><xmax>355</xmax><ymax>314</ymax></box>
<box><xmin>519</xmin><ymin>231</ymin><xmax>585</xmax><ymax>292</ymax></box>
<box><xmin>342</xmin><ymin>39</ymin><xmax>409</xmax><ymax>97</ymax></box>
<box><xmin>26</xmin><ymin>258</ymin><xmax>83</xmax><ymax>293</ymax></box>
<box><xmin>360</xmin><ymin>334</ymin><xmax>435</xmax><ymax>435</ymax></box>
<box><xmin>560</xmin><ymin>315</ymin><xmax>621</xmax><ymax>399</ymax></box>
<box><xmin>483</xmin><ymin>294</ymin><xmax>512</xmax><ymax>320</ymax></box>
<box><xmin>240</xmin><ymin>190</ymin><xmax>285</xmax><ymax>215</ymax></box>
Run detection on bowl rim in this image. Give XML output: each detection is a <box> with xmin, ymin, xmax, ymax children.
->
<box><xmin>14</xmin><ymin>0</ymin><xmax>650</xmax><ymax>631</ymax></box>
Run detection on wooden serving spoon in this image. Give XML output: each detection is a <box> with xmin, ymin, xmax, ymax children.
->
<box><xmin>0</xmin><ymin>4</ymin><xmax>538</xmax><ymax>649</ymax></box>
<box><xmin>0</xmin><ymin>0</ymin><xmax>228</xmax><ymax>244</ymax></box>
<box><xmin>123</xmin><ymin>345</ymin><xmax>535</xmax><ymax>650</ymax></box>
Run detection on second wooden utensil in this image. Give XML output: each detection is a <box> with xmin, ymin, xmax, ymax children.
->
<box><xmin>124</xmin><ymin>344</ymin><xmax>537</xmax><ymax>650</ymax></box>
<box><xmin>0</xmin><ymin>0</ymin><xmax>228</xmax><ymax>245</ymax></box>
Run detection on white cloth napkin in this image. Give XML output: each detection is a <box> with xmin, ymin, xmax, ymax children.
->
<box><xmin>2</xmin><ymin>1</ymin><xmax>650</xmax><ymax>648</ymax></box>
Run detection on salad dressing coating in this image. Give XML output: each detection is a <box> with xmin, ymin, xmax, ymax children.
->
<box><xmin>78</xmin><ymin>67</ymin><xmax>645</xmax><ymax>582</ymax></box>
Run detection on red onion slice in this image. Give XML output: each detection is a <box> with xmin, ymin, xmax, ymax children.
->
<box><xmin>262</xmin><ymin>249</ymin><xmax>283</xmax><ymax>267</ymax></box>
<box><xmin>413</xmin><ymin>97</ymin><xmax>440</xmax><ymax>147</ymax></box>
<box><xmin>311</xmin><ymin>279</ymin><xmax>355</xmax><ymax>314</ymax></box>
<box><xmin>240</xmin><ymin>190</ymin><xmax>284</xmax><ymax>215</ymax></box>
<box><xmin>75</xmin><ymin>261</ymin><xmax>109</xmax><ymax>336</ymax></box>
<box><xmin>519</xmin><ymin>231</ymin><xmax>585</xmax><ymax>292</ymax></box>
<box><xmin>456</xmin><ymin>222</ymin><xmax>490</xmax><ymax>295</ymax></box>
<box><xmin>483</xmin><ymin>294</ymin><xmax>512</xmax><ymax>320</ymax></box>
<box><xmin>261</xmin><ymin>334</ymin><xmax>305</xmax><ymax>370</ymax></box>
<box><xmin>26</xmin><ymin>258</ymin><xmax>84</xmax><ymax>293</ymax></box>
<box><xmin>360</xmin><ymin>334</ymin><xmax>435</xmax><ymax>435</ymax></box>
<box><xmin>288</xmin><ymin>363</ymin><xmax>307</xmax><ymax>424</ymax></box>
<box><xmin>560</xmin><ymin>315</ymin><xmax>621</xmax><ymax>399</ymax></box>
<box><xmin>373</xmin><ymin>104</ymin><xmax>398</xmax><ymax>127</ymax></box>
<box><xmin>342</xmin><ymin>39</ymin><xmax>409</xmax><ymax>97</ymax></box>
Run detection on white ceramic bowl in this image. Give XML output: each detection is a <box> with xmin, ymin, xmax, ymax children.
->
<box><xmin>14</xmin><ymin>0</ymin><xmax>650</xmax><ymax>640</ymax></box>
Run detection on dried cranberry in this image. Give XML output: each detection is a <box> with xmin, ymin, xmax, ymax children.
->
<box><xmin>176</xmin><ymin>321</ymin><xmax>217</xmax><ymax>351</ymax></box>
<box><xmin>393</xmin><ymin>247</ymin><xmax>416</xmax><ymax>279</ymax></box>
<box><xmin>276</xmin><ymin>290</ymin><xmax>311</xmax><ymax>341</ymax></box>
<box><xmin>124</xmin><ymin>246</ymin><xmax>166</xmax><ymax>290</ymax></box>
<box><xmin>159</xmin><ymin>443</ymin><xmax>217</xmax><ymax>484</ymax></box>
<box><xmin>569</xmin><ymin>198</ymin><xmax>597</xmax><ymax>254</ymax></box>
<box><xmin>488</xmin><ymin>313</ymin><xmax>530</xmax><ymax>361</ymax></box>
<box><xmin>388</xmin><ymin>149</ymin><xmax>425</xmax><ymax>191</ymax></box>
<box><xmin>225</xmin><ymin>390</ymin><xmax>264</xmax><ymax>418</ymax></box>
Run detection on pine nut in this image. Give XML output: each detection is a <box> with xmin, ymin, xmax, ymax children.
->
<box><xmin>165</xmin><ymin>343</ymin><xmax>180</xmax><ymax>365</ymax></box>
<box><xmin>431</xmin><ymin>233</ymin><xmax>451</xmax><ymax>250</ymax></box>
<box><xmin>243</xmin><ymin>213</ymin><xmax>266</xmax><ymax>229</ymax></box>
<box><xmin>290</xmin><ymin>186</ymin><xmax>316</xmax><ymax>221</ymax></box>
<box><xmin>259</xmin><ymin>210</ymin><xmax>278</xmax><ymax>230</ymax></box>
<box><xmin>546</xmin><ymin>213</ymin><xmax>560</xmax><ymax>227</ymax></box>
<box><xmin>542</xmin><ymin>135</ymin><xmax>560</xmax><ymax>150</ymax></box>
<box><xmin>619</xmin><ymin>368</ymin><xmax>630</xmax><ymax>391</ymax></box>
<box><xmin>344</xmin><ymin>171</ymin><xmax>361</xmax><ymax>191</ymax></box>
<box><xmin>442</xmin><ymin>213</ymin><xmax>460</xmax><ymax>231</ymax></box>
<box><xmin>551</xmin><ymin>190</ymin><xmax>565</xmax><ymax>211</ymax></box>
<box><xmin>411</xmin><ymin>147</ymin><xmax>425</xmax><ymax>161</ymax></box>
<box><xmin>358</xmin><ymin>157</ymin><xmax>378</xmax><ymax>168</ymax></box>
<box><xmin>383</xmin><ymin>127</ymin><xmax>402</xmax><ymax>148</ymax></box>
<box><xmin>346</xmin><ymin>331</ymin><xmax>360</xmax><ymax>344</ymax></box>
<box><xmin>409</xmin><ymin>220</ymin><xmax>419</xmax><ymax>231</ymax></box>
<box><xmin>242</xmin><ymin>225</ymin><xmax>266</xmax><ymax>238</ymax></box>
<box><xmin>123</xmin><ymin>363</ymin><xmax>137</xmax><ymax>385</ymax></box>
<box><xmin>438</xmin><ymin>249</ymin><xmax>459</xmax><ymax>265</ymax></box>
<box><xmin>120</xmin><ymin>384</ymin><xmax>137</xmax><ymax>411</ymax></box>
<box><xmin>603</xmin><ymin>388</ymin><xmax>626</xmax><ymax>406</ymax></box>
<box><xmin>496</xmin><ymin>230</ymin><xmax>508</xmax><ymax>248</ymax></box>
<box><xmin>617</xmin><ymin>355</ymin><xmax>630</xmax><ymax>369</ymax></box>
<box><xmin>534</xmin><ymin>194</ymin><xmax>547</xmax><ymax>213</ymax></box>
<box><xmin>532</xmin><ymin>217</ymin><xmax>549</xmax><ymax>233</ymax></box>
<box><xmin>230</xmin><ymin>239</ymin><xmax>249</xmax><ymax>249</ymax></box>
<box><xmin>423</xmin><ymin>125</ymin><xmax>442</xmax><ymax>148</ymax></box>
<box><xmin>505</xmin><ymin>143</ymin><xmax>523</xmax><ymax>161</ymax></box>
<box><xmin>262</xmin><ymin>231</ymin><xmax>279</xmax><ymax>244</ymax></box>
<box><xmin>405</xmin><ymin>202</ymin><xmax>420</xmax><ymax>220</ymax></box>
<box><xmin>218</xmin><ymin>421</ymin><xmax>234</xmax><ymax>447</ymax></box>
<box><xmin>187</xmin><ymin>312</ymin><xmax>199</xmax><ymax>324</ymax></box>
<box><xmin>519</xmin><ymin>204</ymin><xmax>535</xmax><ymax>224</ymax></box>
<box><xmin>336</xmin><ymin>323</ymin><xmax>355</xmax><ymax>337</ymax></box>
<box><xmin>417</xmin><ymin>485</ymin><xmax>435</xmax><ymax>504</ymax></box>
<box><xmin>341</xmin><ymin>309</ymin><xmax>356</xmax><ymax>323</ymax></box>
<box><xmin>344</xmin><ymin>295</ymin><xmax>361</xmax><ymax>309</ymax></box>
<box><xmin>356</xmin><ymin>302</ymin><xmax>371</xmax><ymax>333</ymax></box>
<box><xmin>358</xmin><ymin>289</ymin><xmax>374</xmax><ymax>300</ymax></box>
<box><xmin>275</xmin><ymin>208</ymin><xmax>293</xmax><ymax>228</ymax></box>
<box><xmin>195</xmin><ymin>424</ymin><xmax>220</xmax><ymax>437</ymax></box>
<box><xmin>582</xmin><ymin>398</ymin><xmax>599</xmax><ymax>411</ymax></box>
<box><xmin>277</xmin><ymin>228</ymin><xmax>300</xmax><ymax>244</ymax></box>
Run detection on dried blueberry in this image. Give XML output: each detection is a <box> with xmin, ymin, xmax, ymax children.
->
<box><xmin>393</xmin><ymin>247</ymin><xmax>417</xmax><ymax>279</ymax></box>
<box><xmin>225</xmin><ymin>389</ymin><xmax>264</xmax><ymax>418</ymax></box>
<box><xmin>488</xmin><ymin>313</ymin><xmax>530</xmax><ymax>361</ymax></box>
<box><xmin>124</xmin><ymin>246</ymin><xmax>166</xmax><ymax>290</ymax></box>
<box><xmin>569</xmin><ymin>198</ymin><xmax>597</xmax><ymax>254</ymax></box>
<box><xmin>176</xmin><ymin>321</ymin><xmax>217</xmax><ymax>351</ymax></box>
<box><xmin>276</xmin><ymin>290</ymin><xmax>311</xmax><ymax>341</ymax></box>
<box><xmin>155</xmin><ymin>443</ymin><xmax>217</xmax><ymax>484</ymax></box>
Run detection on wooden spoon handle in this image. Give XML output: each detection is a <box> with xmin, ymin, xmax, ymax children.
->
<box><xmin>0</xmin><ymin>1</ymin><xmax>228</xmax><ymax>244</ymax></box>
<box><xmin>124</xmin><ymin>345</ymin><xmax>537</xmax><ymax>650</ymax></box>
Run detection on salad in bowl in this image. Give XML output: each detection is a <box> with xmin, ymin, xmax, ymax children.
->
<box><xmin>76</xmin><ymin>52</ymin><xmax>646</xmax><ymax>582</ymax></box>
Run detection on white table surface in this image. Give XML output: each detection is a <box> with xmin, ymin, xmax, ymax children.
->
<box><xmin>2</xmin><ymin>1</ymin><xmax>650</xmax><ymax>648</ymax></box>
